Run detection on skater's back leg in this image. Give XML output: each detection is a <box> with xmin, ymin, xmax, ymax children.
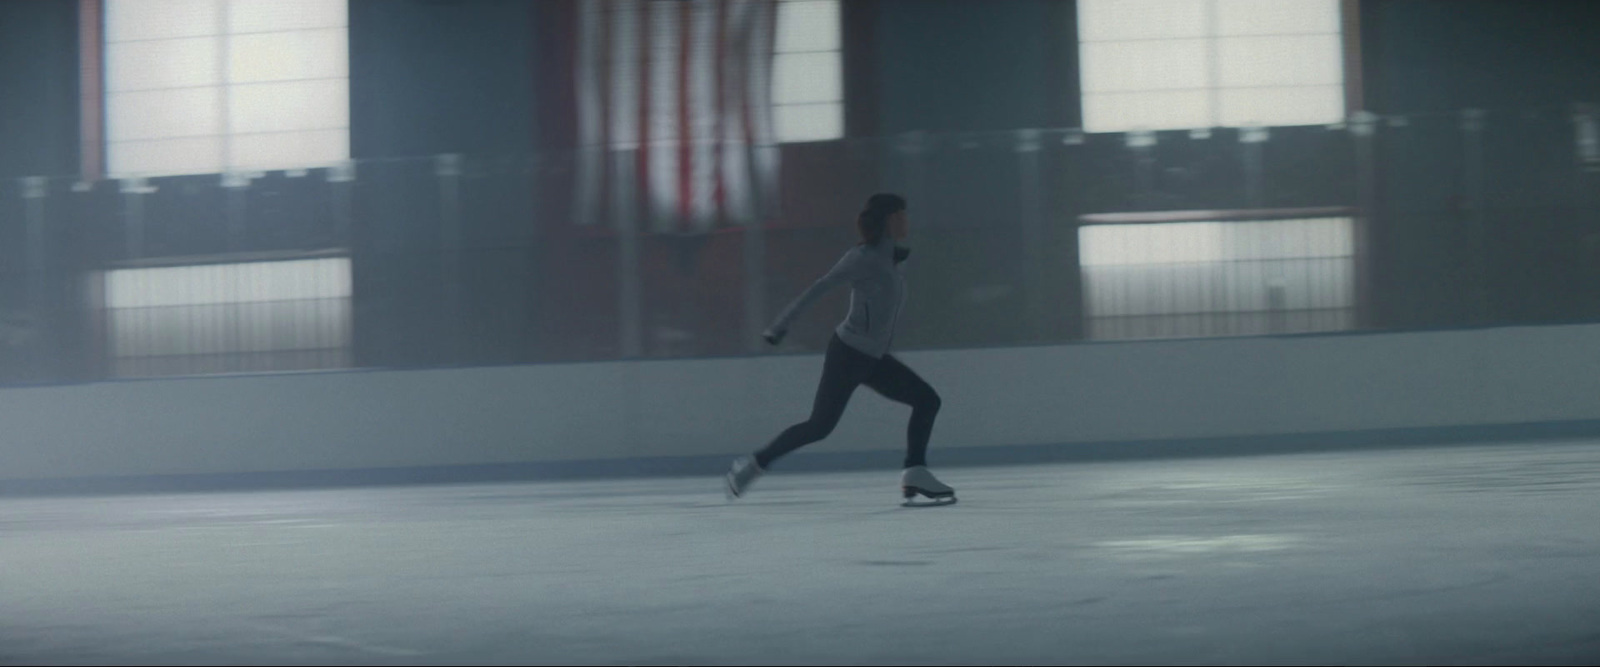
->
<box><xmin>753</xmin><ymin>337</ymin><xmax>872</xmax><ymax>468</ymax></box>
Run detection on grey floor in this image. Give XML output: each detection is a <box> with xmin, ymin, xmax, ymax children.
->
<box><xmin>5</xmin><ymin>441</ymin><xmax>1600</xmax><ymax>666</ymax></box>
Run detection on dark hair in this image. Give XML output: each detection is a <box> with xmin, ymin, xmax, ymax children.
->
<box><xmin>857</xmin><ymin>193</ymin><xmax>906</xmax><ymax>245</ymax></box>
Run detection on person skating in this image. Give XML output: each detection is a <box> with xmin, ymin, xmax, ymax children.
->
<box><xmin>725</xmin><ymin>193</ymin><xmax>955</xmax><ymax>507</ymax></box>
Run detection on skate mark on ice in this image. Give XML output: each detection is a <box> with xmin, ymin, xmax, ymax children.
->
<box><xmin>914</xmin><ymin>546</ymin><xmax>1011</xmax><ymax>556</ymax></box>
<box><xmin>247</xmin><ymin>622</ymin><xmax>423</xmax><ymax>657</ymax></box>
<box><xmin>854</xmin><ymin>559</ymin><xmax>935</xmax><ymax>567</ymax></box>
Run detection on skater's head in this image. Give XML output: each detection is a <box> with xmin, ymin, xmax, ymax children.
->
<box><xmin>858</xmin><ymin>193</ymin><xmax>908</xmax><ymax>245</ymax></box>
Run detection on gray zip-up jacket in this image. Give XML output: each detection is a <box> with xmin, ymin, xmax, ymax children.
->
<box><xmin>766</xmin><ymin>237</ymin><xmax>909</xmax><ymax>358</ymax></box>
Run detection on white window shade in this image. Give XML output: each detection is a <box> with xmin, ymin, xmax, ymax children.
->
<box><xmin>776</xmin><ymin>0</ymin><xmax>840</xmax><ymax>52</ymax></box>
<box><xmin>105</xmin><ymin>0</ymin><xmax>349</xmax><ymax>178</ymax></box>
<box><xmin>1216</xmin><ymin>35</ymin><xmax>1342</xmax><ymax>88</ymax></box>
<box><xmin>1080</xmin><ymin>218</ymin><xmax>1354</xmax><ymax>266</ymax></box>
<box><xmin>109</xmin><ymin>137</ymin><xmax>226</xmax><ymax>177</ymax></box>
<box><xmin>1078</xmin><ymin>0</ymin><xmax>1207</xmax><ymax>41</ymax></box>
<box><xmin>1083</xmin><ymin>91</ymin><xmax>1211</xmax><ymax>137</ymax></box>
<box><xmin>1080</xmin><ymin>40</ymin><xmax>1209</xmax><ymax>93</ymax></box>
<box><xmin>108</xmin><ymin>88</ymin><xmax>224</xmax><ymax>140</ymax></box>
<box><xmin>107</xmin><ymin>257</ymin><xmax>351</xmax><ymax>308</ymax></box>
<box><xmin>228</xmin><ymin>80</ymin><xmax>349</xmax><ymax>134</ymax></box>
<box><xmin>1217</xmin><ymin>86</ymin><xmax>1343</xmax><ymax>127</ymax></box>
<box><xmin>773</xmin><ymin>0</ymin><xmax>842</xmax><ymax>143</ymax></box>
<box><xmin>1079</xmin><ymin>217</ymin><xmax>1357</xmax><ymax>340</ymax></box>
<box><xmin>106</xmin><ymin>0</ymin><xmax>220</xmax><ymax>41</ymax></box>
<box><xmin>775</xmin><ymin>103</ymin><xmax>844</xmax><ymax>143</ymax></box>
<box><xmin>106</xmin><ymin>37</ymin><xmax>220</xmax><ymax>91</ymax></box>
<box><xmin>231</xmin><ymin>129</ymin><xmax>349</xmax><ymax>172</ymax></box>
<box><xmin>1078</xmin><ymin>0</ymin><xmax>1344</xmax><ymax>133</ymax></box>
<box><xmin>1215</xmin><ymin>0</ymin><xmax>1339</xmax><ymax>35</ymax></box>
<box><xmin>228</xmin><ymin>29</ymin><xmax>348</xmax><ymax>83</ymax></box>
<box><xmin>104</xmin><ymin>257</ymin><xmax>352</xmax><ymax>376</ymax></box>
<box><xmin>773</xmin><ymin>51</ymin><xmax>843</xmax><ymax>105</ymax></box>
<box><xmin>228</xmin><ymin>0</ymin><xmax>347</xmax><ymax>33</ymax></box>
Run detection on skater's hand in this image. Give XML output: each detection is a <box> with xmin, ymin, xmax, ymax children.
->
<box><xmin>762</xmin><ymin>329</ymin><xmax>785</xmax><ymax>346</ymax></box>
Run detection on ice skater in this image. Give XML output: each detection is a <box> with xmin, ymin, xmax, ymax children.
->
<box><xmin>725</xmin><ymin>193</ymin><xmax>956</xmax><ymax>507</ymax></box>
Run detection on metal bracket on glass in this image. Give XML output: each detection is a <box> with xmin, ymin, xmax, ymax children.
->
<box><xmin>1015</xmin><ymin>128</ymin><xmax>1042</xmax><ymax>153</ymax></box>
<box><xmin>20</xmin><ymin>176</ymin><xmax>47</xmax><ymax>199</ymax></box>
<box><xmin>118</xmin><ymin>177</ymin><xmax>156</xmax><ymax>194</ymax></box>
<box><xmin>1349</xmin><ymin>111</ymin><xmax>1378</xmax><ymax>138</ymax></box>
<box><xmin>1573</xmin><ymin>103</ymin><xmax>1600</xmax><ymax>172</ymax></box>
<box><xmin>1061</xmin><ymin>128</ymin><xmax>1085</xmax><ymax>146</ymax></box>
<box><xmin>894</xmin><ymin>131</ymin><xmax>927</xmax><ymax>155</ymax></box>
<box><xmin>1386</xmin><ymin>115</ymin><xmax>1409</xmax><ymax>128</ymax></box>
<box><xmin>1189</xmin><ymin>128</ymin><xmax>1212</xmax><ymax>140</ymax></box>
<box><xmin>222</xmin><ymin>171</ymin><xmax>260</xmax><ymax>189</ymax></box>
<box><xmin>1124</xmin><ymin>129</ymin><xmax>1156</xmax><ymax>149</ymax></box>
<box><xmin>327</xmin><ymin>160</ymin><xmax>356</xmax><ymax>183</ymax></box>
<box><xmin>1239</xmin><ymin>125</ymin><xmax>1269</xmax><ymax>144</ymax></box>
<box><xmin>435</xmin><ymin>153</ymin><xmax>463</xmax><ymax>177</ymax></box>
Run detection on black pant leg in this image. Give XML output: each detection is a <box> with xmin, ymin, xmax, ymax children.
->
<box><xmin>754</xmin><ymin>335</ymin><xmax>874</xmax><ymax>468</ymax></box>
<box><xmin>861</xmin><ymin>354</ymin><xmax>942</xmax><ymax>468</ymax></box>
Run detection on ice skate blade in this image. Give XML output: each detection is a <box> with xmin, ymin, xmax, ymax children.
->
<box><xmin>903</xmin><ymin>485</ymin><xmax>954</xmax><ymax>499</ymax></box>
<box><xmin>901</xmin><ymin>485</ymin><xmax>957</xmax><ymax>508</ymax></box>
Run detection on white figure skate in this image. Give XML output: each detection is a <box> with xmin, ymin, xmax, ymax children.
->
<box><xmin>901</xmin><ymin>465</ymin><xmax>957</xmax><ymax>507</ymax></box>
<box><xmin>725</xmin><ymin>455</ymin><xmax>765</xmax><ymax>500</ymax></box>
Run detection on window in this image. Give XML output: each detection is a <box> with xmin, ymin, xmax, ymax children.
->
<box><xmin>103</xmin><ymin>256</ymin><xmax>352</xmax><ymax>377</ymax></box>
<box><xmin>1078</xmin><ymin>214</ymin><xmax>1356</xmax><ymax>340</ymax></box>
<box><xmin>105</xmin><ymin>0</ymin><xmax>350</xmax><ymax>178</ymax></box>
<box><xmin>1077</xmin><ymin>0</ymin><xmax>1343</xmax><ymax>133</ymax></box>
<box><xmin>773</xmin><ymin>0</ymin><xmax>842</xmax><ymax>142</ymax></box>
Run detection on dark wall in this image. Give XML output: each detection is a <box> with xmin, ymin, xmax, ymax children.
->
<box><xmin>1362</xmin><ymin>0</ymin><xmax>1600</xmax><ymax>115</ymax></box>
<box><xmin>1359</xmin><ymin>0</ymin><xmax>1600</xmax><ymax>330</ymax></box>
<box><xmin>349</xmin><ymin>0</ymin><xmax>536</xmax><ymax>159</ymax></box>
<box><xmin>344</xmin><ymin>0</ymin><xmax>542</xmax><ymax>368</ymax></box>
<box><xmin>868</xmin><ymin>0</ymin><xmax>1075</xmax><ymax>135</ymax></box>
<box><xmin>0</xmin><ymin>0</ymin><xmax>79</xmax><ymax>179</ymax></box>
<box><xmin>0</xmin><ymin>1</ymin><xmax>81</xmax><ymax>383</ymax></box>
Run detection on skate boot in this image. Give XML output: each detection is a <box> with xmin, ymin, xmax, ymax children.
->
<box><xmin>725</xmin><ymin>455</ymin><xmax>765</xmax><ymax>500</ymax></box>
<box><xmin>901</xmin><ymin>465</ymin><xmax>957</xmax><ymax>507</ymax></box>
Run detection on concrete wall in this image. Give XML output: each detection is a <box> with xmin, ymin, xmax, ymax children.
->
<box><xmin>5</xmin><ymin>323</ymin><xmax>1600</xmax><ymax>484</ymax></box>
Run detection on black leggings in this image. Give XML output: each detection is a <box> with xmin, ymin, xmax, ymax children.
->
<box><xmin>755</xmin><ymin>334</ymin><xmax>942</xmax><ymax>470</ymax></box>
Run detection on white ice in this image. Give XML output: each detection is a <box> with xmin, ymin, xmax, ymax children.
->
<box><xmin>5</xmin><ymin>441</ymin><xmax>1600</xmax><ymax>665</ymax></box>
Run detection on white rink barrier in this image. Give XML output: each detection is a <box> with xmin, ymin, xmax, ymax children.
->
<box><xmin>4</xmin><ymin>323</ymin><xmax>1600</xmax><ymax>482</ymax></box>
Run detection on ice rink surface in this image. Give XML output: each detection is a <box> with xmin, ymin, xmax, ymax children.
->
<box><xmin>5</xmin><ymin>440</ymin><xmax>1600</xmax><ymax>665</ymax></box>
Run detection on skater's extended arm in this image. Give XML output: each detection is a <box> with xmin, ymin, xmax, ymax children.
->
<box><xmin>765</xmin><ymin>250</ymin><xmax>860</xmax><ymax>343</ymax></box>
